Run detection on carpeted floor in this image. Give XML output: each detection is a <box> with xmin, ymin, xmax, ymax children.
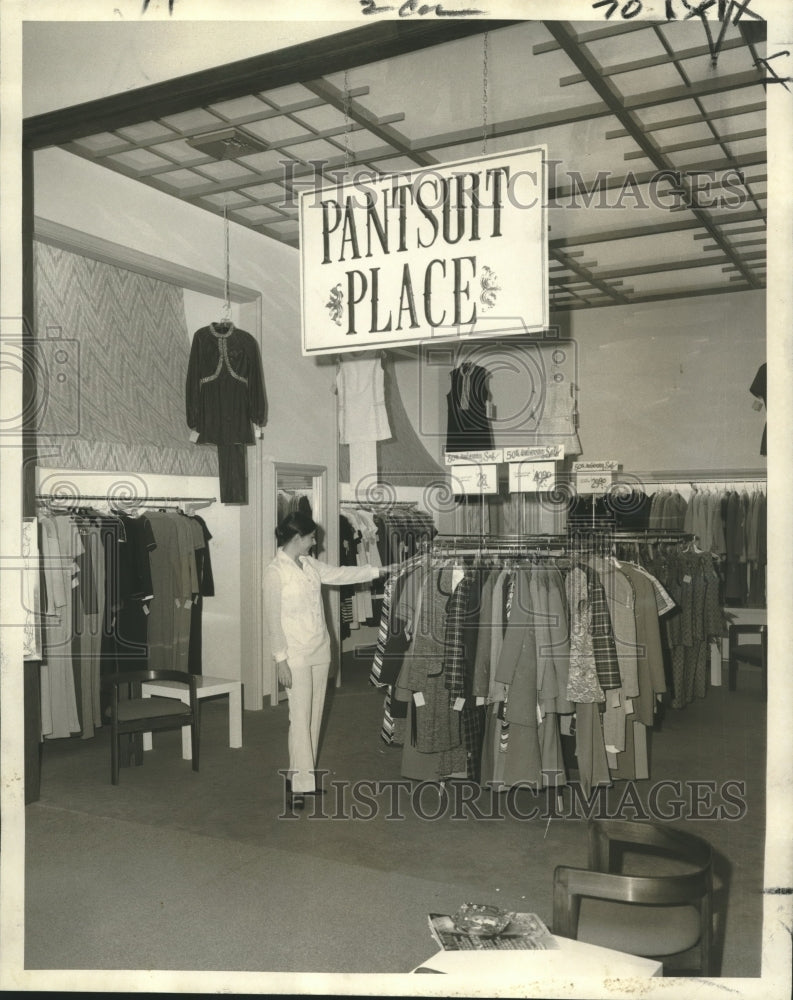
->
<box><xmin>24</xmin><ymin>645</ymin><xmax>767</xmax><ymax>981</ymax></box>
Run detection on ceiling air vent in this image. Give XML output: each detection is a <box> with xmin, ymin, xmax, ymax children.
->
<box><xmin>187</xmin><ymin>128</ymin><xmax>268</xmax><ymax>159</ymax></box>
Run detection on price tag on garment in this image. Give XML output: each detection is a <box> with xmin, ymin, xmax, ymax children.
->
<box><xmin>143</xmin><ymin>605</ymin><xmax>150</xmax><ymax>616</ymax></box>
<box><xmin>453</xmin><ymin>697</ymin><xmax>465</xmax><ymax>712</ymax></box>
<box><xmin>448</xmin><ymin>464</ymin><xmax>498</xmax><ymax>495</ymax></box>
<box><xmin>189</xmin><ymin>430</ymin><xmax>200</xmax><ymax>443</ymax></box>
<box><xmin>476</xmin><ymin>696</ymin><xmax>485</xmax><ymax>706</ymax></box>
<box><xmin>573</xmin><ymin>460</ymin><xmax>619</xmax><ymax>495</ymax></box>
<box><xmin>174</xmin><ymin>598</ymin><xmax>181</xmax><ymax>608</ymax></box>
<box><xmin>536</xmin><ymin>703</ymin><xmax>544</xmax><ymax>725</ymax></box>
<box><xmin>624</xmin><ymin>698</ymin><xmax>633</xmax><ymax>715</ymax></box>
<box><xmin>508</xmin><ymin>460</ymin><xmax>556</xmax><ymax>494</ymax></box>
<box><xmin>683</xmin><ymin>574</ymin><xmax>692</xmax><ymax>584</ymax></box>
<box><xmin>414</xmin><ymin>692</ymin><xmax>426</xmax><ymax>707</ymax></box>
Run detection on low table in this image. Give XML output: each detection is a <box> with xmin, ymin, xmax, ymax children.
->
<box><xmin>141</xmin><ymin>674</ymin><xmax>242</xmax><ymax>760</ymax></box>
<box><xmin>413</xmin><ymin>936</ymin><xmax>663</xmax><ymax>977</ymax></box>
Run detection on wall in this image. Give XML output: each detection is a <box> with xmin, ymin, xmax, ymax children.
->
<box><xmin>563</xmin><ymin>292</ymin><xmax>766</xmax><ymax>473</ymax></box>
<box><xmin>34</xmin><ymin>147</ymin><xmax>339</xmax><ymax>699</ymax></box>
<box><xmin>376</xmin><ymin>292</ymin><xmax>766</xmax><ymax>482</ymax></box>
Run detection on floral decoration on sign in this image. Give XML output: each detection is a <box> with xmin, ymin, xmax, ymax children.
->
<box><xmin>326</xmin><ymin>283</ymin><xmax>344</xmax><ymax>326</ymax></box>
<box><xmin>480</xmin><ymin>266</ymin><xmax>501</xmax><ymax>311</ymax></box>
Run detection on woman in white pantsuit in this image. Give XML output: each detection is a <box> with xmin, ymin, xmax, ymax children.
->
<box><xmin>263</xmin><ymin>512</ymin><xmax>392</xmax><ymax>810</ymax></box>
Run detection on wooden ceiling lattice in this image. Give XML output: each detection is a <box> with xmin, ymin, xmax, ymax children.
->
<box><xmin>23</xmin><ymin>18</ymin><xmax>767</xmax><ymax>310</ymax></box>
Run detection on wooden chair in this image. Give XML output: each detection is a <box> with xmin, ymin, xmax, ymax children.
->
<box><xmin>103</xmin><ymin>670</ymin><xmax>200</xmax><ymax>785</ymax></box>
<box><xmin>728</xmin><ymin>623</ymin><xmax>767</xmax><ymax>697</ymax></box>
<box><xmin>553</xmin><ymin>820</ymin><xmax>714</xmax><ymax>976</ymax></box>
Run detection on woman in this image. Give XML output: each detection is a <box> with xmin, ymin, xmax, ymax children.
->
<box><xmin>263</xmin><ymin>511</ymin><xmax>392</xmax><ymax>810</ymax></box>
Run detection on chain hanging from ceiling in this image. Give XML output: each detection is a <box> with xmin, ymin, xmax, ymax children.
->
<box><xmin>482</xmin><ymin>30</ymin><xmax>489</xmax><ymax>156</ymax></box>
<box><xmin>222</xmin><ymin>202</ymin><xmax>232</xmax><ymax>321</ymax></box>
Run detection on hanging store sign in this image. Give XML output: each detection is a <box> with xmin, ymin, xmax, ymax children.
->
<box><xmin>299</xmin><ymin>147</ymin><xmax>548</xmax><ymax>355</ymax></box>
<box><xmin>573</xmin><ymin>460</ymin><xmax>620</xmax><ymax>495</ymax></box>
<box><xmin>449</xmin><ymin>464</ymin><xmax>499</xmax><ymax>495</ymax></box>
<box><xmin>509</xmin><ymin>461</ymin><xmax>556</xmax><ymax>493</ymax></box>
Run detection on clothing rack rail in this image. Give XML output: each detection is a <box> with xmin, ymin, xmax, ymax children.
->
<box><xmin>340</xmin><ymin>500</ymin><xmax>419</xmax><ymax>508</ymax></box>
<box><xmin>429</xmin><ymin>533</ymin><xmax>569</xmax><ymax>553</ymax></box>
<box><xmin>35</xmin><ymin>493</ymin><xmax>217</xmax><ymax>509</ymax></box>
<box><xmin>568</xmin><ymin>528</ymin><xmax>694</xmax><ymax>542</ymax></box>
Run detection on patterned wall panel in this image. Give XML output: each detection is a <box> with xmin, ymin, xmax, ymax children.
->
<box><xmin>34</xmin><ymin>242</ymin><xmax>218</xmax><ymax>477</ymax></box>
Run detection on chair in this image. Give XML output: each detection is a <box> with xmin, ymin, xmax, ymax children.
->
<box><xmin>728</xmin><ymin>624</ymin><xmax>767</xmax><ymax>697</ymax></box>
<box><xmin>553</xmin><ymin>820</ymin><xmax>714</xmax><ymax>976</ymax></box>
<box><xmin>103</xmin><ymin>670</ymin><xmax>200</xmax><ymax>785</ymax></box>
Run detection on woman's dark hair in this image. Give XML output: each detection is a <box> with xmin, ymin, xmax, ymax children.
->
<box><xmin>275</xmin><ymin>511</ymin><xmax>318</xmax><ymax>546</ymax></box>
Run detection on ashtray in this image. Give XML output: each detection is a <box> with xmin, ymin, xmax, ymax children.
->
<box><xmin>451</xmin><ymin>903</ymin><xmax>514</xmax><ymax>937</ymax></box>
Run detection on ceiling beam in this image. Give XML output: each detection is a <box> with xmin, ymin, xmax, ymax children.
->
<box><xmin>548</xmin><ymin>150</ymin><xmax>765</xmax><ymax>203</ymax></box>
<box><xmin>416</xmin><ymin>70</ymin><xmax>768</xmax><ymax>163</ymax></box>
<box><xmin>623</xmin><ymin>128</ymin><xmax>765</xmax><ymax>161</ymax></box>
<box><xmin>303</xmin><ymin>78</ymin><xmax>434</xmax><ymax>168</ymax></box>
<box><xmin>550</xmin><ymin>209</ymin><xmax>764</xmax><ymax>249</ymax></box>
<box><xmin>623</xmin><ymin>70</ymin><xmax>763</xmax><ymax>111</ymax></box>
<box><xmin>702</xmin><ymin>239</ymin><xmax>765</xmax><ymax>251</ymax></box>
<box><xmin>543</xmin><ymin>21</ymin><xmax>762</xmax><ymax>289</ymax></box>
<box><xmin>572</xmin><ymin>252</ymin><xmax>764</xmax><ymax>282</ymax></box>
<box><xmin>410</xmin><ymin>101</ymin><xmax>613</xmax><ymax>154</ymax></box>
<box><xmin>23</xmin><ymin>19</ymin><xmax>516</xmax><ymax>150</ymax></box>
<box><xmin>553</xmin><ymin>282</ymin><xmax>762</xmax><ymax>310</ymax></box>
<box><xmin>560</xmin><ymin>36</ymin><xmax>746</xmax><ymax>87</ymax></box>
<box><xmin>693</xmin><ymin>222</ymin><xmax>766</xmax><ymax>240</ymax></box>
<box><xmin>549</xmin><ymin>247</ymin><xmax>629</xmax><ymax>304</ymax></box>
<box><xmin>605</xmin><ymin>101</ymin><xmax>765</xmax><ymax>139</ymax></box>
<box><xmin>533</xmin><ymin>21</ymin><xmax>648</xmax><ymax>55</ymax></box>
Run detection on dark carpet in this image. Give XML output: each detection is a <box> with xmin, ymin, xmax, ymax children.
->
<box><xmin>25</xmin><ymin>647</ymin><xmax>767</xmax><ymax>981</ymax></box>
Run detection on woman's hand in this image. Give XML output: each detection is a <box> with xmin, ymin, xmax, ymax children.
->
<box><xmin>277</xmin><ymin>660</ymin><xmax>292</xmax><ymax>689</ymax></box>
<box><xmin>379</xmin><ymin>564</ymin><xmax>399</xmax><ymax>576</ymax></box>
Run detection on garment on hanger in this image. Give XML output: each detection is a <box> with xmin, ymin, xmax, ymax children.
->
<box><xmin>518</xmin><ymin>344</ymin><xmax>582</xmax><ymax>456</ymax></box>
<box><xmin>38</xmin><ymin>504</ymin><xmax>215</xmax><ymax>737</ymax></box>
<box><xmin>368</xmin><ymin>536</ymin><xmax>682</xmax><ymax>794</ymax></box>
<box><xmin>750</xmin><ymin>362</ymin><xmax>767</xmax><ymax>457</ymax></box>
<box><xmin>446</xmin><ymin>363</ymin><xmax>494</xmax><ymax>453</ymax></box>
<box><xmin>186</xmin><ymin>323</ymin><xmax>267</xmax><ymax>504</ymax></box>
<box><xmin>337</xmin><ymin>354</ymin><xmax>392</xmax><ymax>444</ymax></box>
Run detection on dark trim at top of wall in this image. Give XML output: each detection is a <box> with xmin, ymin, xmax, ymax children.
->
<box><xmin>34</xmin><ymin>217</ymin><xmax>261</xmax><ymax>302</ymax></box>
<box><xmin>23</xmin><ymin>19</ymin><xmax>516</xmax><ymax>150</ymax></box>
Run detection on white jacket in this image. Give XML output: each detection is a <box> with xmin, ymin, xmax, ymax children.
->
<box><xmin>263</xmin><ymin>549</ymin><xmax>379</xmax><ymax>667</ymax></box>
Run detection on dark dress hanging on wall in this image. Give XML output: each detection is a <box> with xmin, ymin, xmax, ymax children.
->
<box><xmin>446</xmin><ymin>363</ymin><xmax>494</xmax><ymax>453</ymax></box>
<box><xmin>750</xmin><ymin>362</ymin><xmax>767</xmax><ymax>457</ymax></box>
<box><xmin>186</xmin><ymin>322</ymin><xmax>267</xmax><ymax>503</ymax></box>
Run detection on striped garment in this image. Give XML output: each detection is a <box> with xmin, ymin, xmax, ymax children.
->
<box><xmin>581</xmin><ymin>563</ymin><xmax>622</xmax><ymax>690</ymax></box>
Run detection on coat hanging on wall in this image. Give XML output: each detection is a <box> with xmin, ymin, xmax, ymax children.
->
<box><xmin>185</xmin><ymin>321</ymin><xmax>267</xmax><ymax>503</ymax></box>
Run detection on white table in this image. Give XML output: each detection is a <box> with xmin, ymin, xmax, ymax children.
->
<box><xmin>141</xmin><ymin>675</ymin><xmax>242</xmax><ymax>760</ymax></box>
<box><xmin>413</xmin><ymin>935</ymin><xmax>663</xmax><ymax>977</ymax></box>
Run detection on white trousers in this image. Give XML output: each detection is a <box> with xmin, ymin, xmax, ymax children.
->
<box><xmin>285</xmin><ymin>660</ymin><xmax>330</xmax><ymax>793</ymax></box>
